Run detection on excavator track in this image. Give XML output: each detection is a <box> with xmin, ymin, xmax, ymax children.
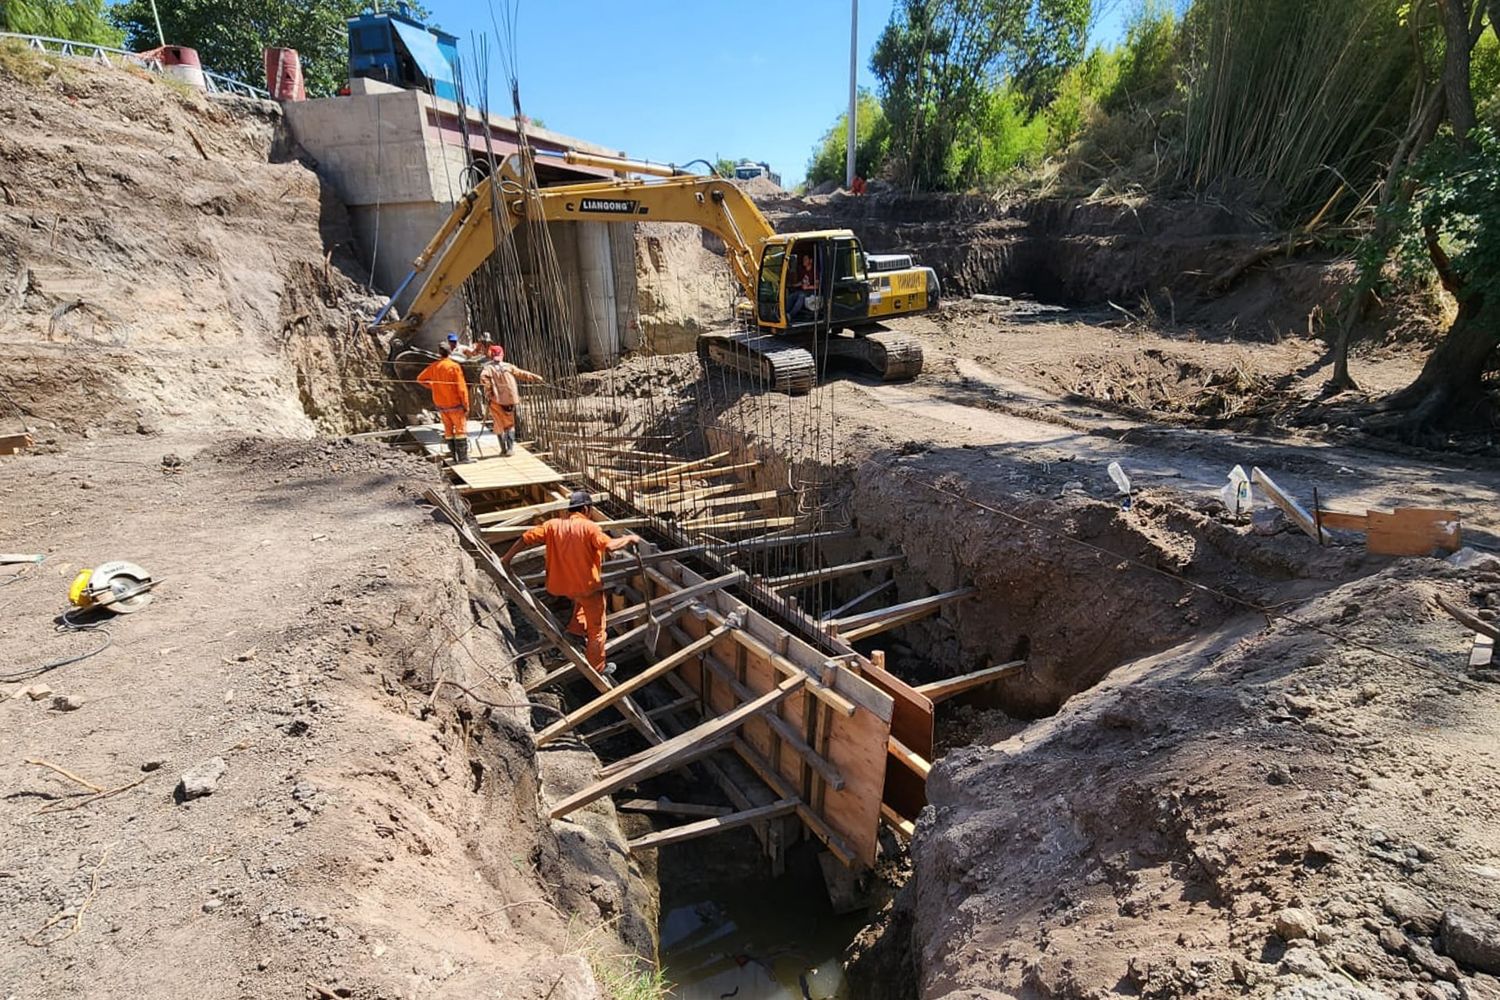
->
<box><xmin>824</xmin><ymin>330</ymin><xmax>925</xmax><ymax>381</ymax></box>
<box><xmin>863</xmin><ymin>331</ymin><xmax>925</xmax><ymax>381</ymax></box>
<box><xmin>697</xmin><ymin>331</ymin><xmax>817</xmax><ymax>395</ymax></box>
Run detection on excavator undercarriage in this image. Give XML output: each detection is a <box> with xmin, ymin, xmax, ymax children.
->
<box><xmin>696</xmin><ymin>326</ymin><xmax>924</xmax><ymax>394</ymax></box>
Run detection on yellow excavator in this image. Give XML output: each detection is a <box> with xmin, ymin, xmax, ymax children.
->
<box><xmin>370</xmin><ymin>150</ymin><xmax>941</xmax><ymax>393</ymax></box>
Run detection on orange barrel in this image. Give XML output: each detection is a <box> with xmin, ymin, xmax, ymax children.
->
<box><xmin>263</xmin><ymin>48</ymin><xmax>306</xmax><ymax>102</ymax></box>
<box><xmin>138</xmin><ymin>45</ymin><xmax>206</xmax><ymax>90</ymax></box>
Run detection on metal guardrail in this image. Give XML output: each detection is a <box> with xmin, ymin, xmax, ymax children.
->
<box><xmin>0</xmin><ymin>32</ymin><xmax>270</xmax><ymax>99</ymax></box>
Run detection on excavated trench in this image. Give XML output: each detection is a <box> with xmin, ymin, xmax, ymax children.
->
<box><xmin>626</xmin><ymin>421</ymin><xmax>1355</xmax><ymax>1000</ymax></box>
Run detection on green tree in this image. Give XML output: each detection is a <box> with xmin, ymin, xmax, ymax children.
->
<box><xmin>714</xmin><ymin>157</ymin><xmax>738</xmax><ymax>177</ymax></box>
<box><xmin>1</xmin><ymin>0</ymin><xmax>123</xmax><ymax>46</ymax></box>
<box><xmin>110</xmin><ymin>0</ymin><xmax>428</xmax><ymax>97</ymax></box>
<box><xmin>873</xmin><ymin>0</ymin><xmax>1090</xmax><ymax>189</ymax></box>
<box><xmin>805</xmin><ymin>89</ymin><xmax>892</xmax><ymax>186</ymax></box>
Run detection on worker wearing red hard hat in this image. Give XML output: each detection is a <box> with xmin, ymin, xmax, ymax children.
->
<box><xmin>479</xmin><ymin>344</ymin><xmax>542</xmax><ymax>456</ymax></box>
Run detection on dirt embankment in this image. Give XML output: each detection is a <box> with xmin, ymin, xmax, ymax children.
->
<box><xmin>0</xmin><ymin>52</ymin><xmax>394</xmax><ymax>442</ymax></box>
<box><xmin>763</xmin><ymin>190</ymin><xmax>1414</xmax><ymax>346</ymax></box>
<box><xmin>631</xmin><ymin>222</ymin><xmax>738</xmax><ymax>354</ymax></box>
<box><xmin>0</xmin><ymin>438</ymin><xmax>654</xmax><ymax>998</ymax></box>
<box><xmin>857</xmin><ymin>557</ymin><xmax>1500</xmax><ymax>1000</ymax></box>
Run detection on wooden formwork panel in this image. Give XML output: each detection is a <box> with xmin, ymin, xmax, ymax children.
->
<box><xmin>645</xmin><ymin>561</ymin><xmax>895</xmax><ymax>869</ymax></box>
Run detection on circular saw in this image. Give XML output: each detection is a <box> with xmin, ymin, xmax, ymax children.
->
<box><xmin>68</xmin><ymin>561</ymin><xmax>156</xmax><ymax>614</ymax></box>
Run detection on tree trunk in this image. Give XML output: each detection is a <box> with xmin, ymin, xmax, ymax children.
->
<box><xmin>1437</xmin><ymin>0</ymin><xmax>1477</xmax><ymax>145</ymax></box>
<box><xmin>1386</xmin><ymin>293</ymin><xmax>1498</xmax><ymax>422</ymax></box>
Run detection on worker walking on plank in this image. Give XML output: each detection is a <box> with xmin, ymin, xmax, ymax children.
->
<box><xmin>501</xmin><ymin>491</ymin><xmax>642</xmax><ymax>676</ymax></box>
<box><xmin>479</xmin><ymin>344</ymin><xmax>542</xmax><ymax>457</ymax></box>
<box><xmin>415</xmin><ymin>340</ymin><xmax>471</xmax><ymax>463</ymax></box>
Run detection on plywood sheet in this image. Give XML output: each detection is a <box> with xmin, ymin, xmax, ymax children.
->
<box><xmin>1365</xmin><ymin>507</ymin><xmax>1461</xmax><ymax>557</ymax></box>
<box><xmin>451</xmin><ymin>444</ymin><xmax>565</xmax><ymax>492</ymax></box>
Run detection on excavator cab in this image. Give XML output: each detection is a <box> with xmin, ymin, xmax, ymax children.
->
<box><xmin>756</xmin><ymin>234</ymin><xmax>873</xmax><ymax>332</ymax></box>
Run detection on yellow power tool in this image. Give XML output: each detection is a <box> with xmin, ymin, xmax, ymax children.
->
<box><xmin>68</xmin><ymin>561</ymin><xmax>156</xmax><ymax>614</ymax></box>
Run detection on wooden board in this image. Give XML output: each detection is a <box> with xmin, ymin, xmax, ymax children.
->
<box><xmin>451</xmin><ymin>444</ymin><xmax>566</xmax><ymax>492</ymax></box>
<box><xmin>1365</xmin><ymin>507</ymin><xmax>1461</xmax><ymax>556</ymax></box>
<box><xmin>856</xmin><ymin>652</ymin><xmax>934</xmax><ymax>823</ymax></box>
<box><xmin>0</xmin><ymin>432</ymin><xmax>33</xmax><ymax>456</ymax></box>
<box><xmin>1251</xmin><ymin>467</ymin><xmax>1329</xmax><ymax>544</ymax></box>
<box><xmin>647</xmin><ymin>561</ymin><xmax>895</xmax><ymax>868</ymax></box>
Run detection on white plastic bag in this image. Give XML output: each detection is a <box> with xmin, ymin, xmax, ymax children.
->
<box><xmin>1220</xmin><ymin>465</ymin><xmax>1253</xmax><ymax>515</ymax></box>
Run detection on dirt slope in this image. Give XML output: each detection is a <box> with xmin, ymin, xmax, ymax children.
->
<box><xmin>888</xmin><ymin>557</ymin><xmax>1500</xmax><ymax>999</ymax></box>
<box><xmin>0</xmin><ymin>51</ymin><xmax>392</xmax><ymax>442</ymax></box>
<box><xmin>0</xmin><ymin>438</ymin><xmax>651</xmax><ymax>999</ymax></box>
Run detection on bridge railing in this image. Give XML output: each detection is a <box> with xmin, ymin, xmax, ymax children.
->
<box><xmin>0</xmin><ymin>32</ymin><xmax>270</xmax><ymax>100</ymax></box>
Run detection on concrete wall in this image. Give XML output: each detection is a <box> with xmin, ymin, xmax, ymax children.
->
<box><xmin>283</xmin><ymin>87</ymin><xmax>633</xmax><ymax>360</ymax></box>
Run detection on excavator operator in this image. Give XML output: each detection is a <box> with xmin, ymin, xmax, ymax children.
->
<box><xmin>415</xmin><ymin>341</ymin><xmax>471</xmax><ymax>463</ymax></box>
<box><xmin>789</xmin><ymin>252</ymin><xmax>817</xmax><ymax>320</ymax></box>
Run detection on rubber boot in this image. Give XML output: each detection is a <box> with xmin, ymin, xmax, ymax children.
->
<box><xmin>446</xmin><ymin>438</ymin><xmax>459</xmax><ymax>463</ymax></box>
<box><xmin>455</xmin><ymin>437</ymin><xmax>471</xmax><ymax>464</ymax></box>
<box><xmin>505</xmin><ymin>429</ymin><xmax>517</xmax><ymax>454</ymax></box>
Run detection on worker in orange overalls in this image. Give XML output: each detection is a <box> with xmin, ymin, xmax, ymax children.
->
<box><xmin>415</xmin><ymin>340</ymin><xmax>471</xmax><ymax>463</ymax></box>
<box><xmin>479</xmin><ymin>345</ymin><xmax>542</xmax><ymax>457</ymax></box>
<box><xmin>501</xmin><ymin>491</ymin><xmax>642</xmax><ymax>676</ymax></box>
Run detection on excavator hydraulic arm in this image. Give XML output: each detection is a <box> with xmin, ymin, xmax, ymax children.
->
<box><xmin>373</xmin><ymin>152</ymin><xmax>777</xmax><ymax>336</ymax></box>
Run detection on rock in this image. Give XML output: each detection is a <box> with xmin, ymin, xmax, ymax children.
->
<box><xmin>1380</xmin><ymin>926</ymin><xmax>1410</xmax><ymax>955</ymax></box>
<box><xmin>1252</xmin><ymin>507</ymin><xmax>1288</xmax><ymax>535</ymax></box>
<box><xmin>50</xmin><ymin>694</ymin><xmax>84</xmax><ymax>712</ymax></box>
<box><xmin>177</xmin><ymin>757</ymin><xmax>227</xmax><ymax>801</ymax></box>
<box><xmin>1441</xmin><ymin>908</ymin><xmax>1500</xmax><ymax>975</ymax></box>
<box><xmin>1281</xmin><ymin>944</ymin><xmax>1329</xmax><ymax>977</ymax></box>
<box><xmin>25</xmin><ymin>683</ymin><xmax>53</xmax><ymax>701</ymax></box>
<box><xmin>141</xmin><ymin>759</ymin><xmax>165</xmax><ymax>772</ymax></box>
<box><xmin>1383</xmin><ymin>886</ymin><xmax>1443</xmax><ymax>935</ymax></box>
<box><xmin>1267</xmin><ymin>763</ymin><xmax>1294</xmax><ymax>785</ymax></box>
<box><xmin>1277</xmin><ymin>907</ymin><xmax>1321</xmax><ymax>941</ymax></box>
<box><xmin>202</xmin><ymin>898</ymin><xmax>224</xmax><ymax>913</ymax></box>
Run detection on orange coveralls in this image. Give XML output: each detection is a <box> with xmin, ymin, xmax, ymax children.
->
<box><xmin>521</xmin><ymin>512</ymin><xmax>613</xmax><ymax>672</ymax></box>
<box><xmin>478</xmin><ymin>360</ymin><xmax>540</xmax><ymax>435</ymax></box>
<box><xmin>415</xmin><ymin>356</ymin><xmax>469</xmax><ymax>441</ymax></box>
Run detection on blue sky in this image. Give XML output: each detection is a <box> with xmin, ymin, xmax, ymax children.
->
<box><xmin>424</xmin><ymin>1</ymin><xmax>1129</xmax><ymax>187</ymax></box>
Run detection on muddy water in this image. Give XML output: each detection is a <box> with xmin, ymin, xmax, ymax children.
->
<box><xmin>659</xmin><ymin>861</ymin><xmax>866</xmax><ymax>999</ymax></box>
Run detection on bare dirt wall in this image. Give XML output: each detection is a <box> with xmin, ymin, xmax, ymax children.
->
<box><xmin>0</xmin><ymin>52</ymin><xmax>394</xmax><ymax>442</ymax></box>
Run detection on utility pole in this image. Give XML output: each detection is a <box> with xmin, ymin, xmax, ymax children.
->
<box><xmin>148</xmin><ymin>0</ymin><xmax>166</xmax><ymax>46</ymax></box>
<box><xmin>846</xmin><ymin>0</ymin><xmax>858</xmax><ymax>189</ymax></box>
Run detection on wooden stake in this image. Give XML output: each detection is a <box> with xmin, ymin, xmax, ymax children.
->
<box><xmin>1251</xmin><ymin>467</ymin><xmax>1329</xmax><ymax>544</ymax></box>
<box><xmin>915</xmin><ymin>660</ymin><xmax>1026</xmax><ymax>703</ymax></box>
<box><xmin>548</xmin><ymin>676</ymin><xmax>805</xmax><ymax>819</ymax></box>
<box><xmin>617</xmin><ymin>798</ymin><xmax>732</xmax><ymax>819</ymax></box>
<box><xmin>880</xmin><ymin>802</ymin><xmax>916</xmax><ymax>841</ymax></box>
<box><xmin>627</xmin><ymin>799</ymin><xmax>799</xmax><ymax>853</ymax></box>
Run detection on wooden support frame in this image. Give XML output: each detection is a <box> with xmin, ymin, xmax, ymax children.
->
<box><xmin>617</xmin><ymin>798</ymin><xmax>732</xmax><ymax>819</ymax></box>
<box><xmin>482</xmin><ymin>517</ymin><xmax>648</xmax><ymax>542</ymax></box>
<box><xmin>581</xmin><ymin>696</ymin><xmax>698</xmax><ymax>744</ymax></box>
<box><xmin>888</xmin><ymin>736</ymin><xmax>932</xmax><ymax>779</ymax></box>
<box><xmin>549</xmin><ymin>676</ymin><xmax>805</xmax><ymax>819</ymax></box>
<box><xmin>723</xmin><ymin>529</ymin><xmax>858</xmax><ymax>554</ymax></box>
<box><xmin>665</xmin><ymin>622</ymin><xmax>847</xmax><ymax>791</ymax></box>
<box><xmin>766</xmin><ymin>555</ymin><xmax>905</xmax><ymax>591</ymax></box>
<box><xmin>880</xmin><ymin>802</ymin><xmax>916</xmax><ymax>841</ymax></box>
<box><xmin>821</xmin><ymin>579</ymin><xmax>896</xmax><ymax>622</ymax></box>
<box><xmin>680</xmin><ymin>515</ymin><xmax>800</xmax><ymax>533</ymax></box>
<box><xmin>475</xmin><ymin>493</ymin><xmax>609</xmax><ymax>526</ymax></box>
<box><xmin>915</xmin><ymin>660</ymin><xmax>1026</xmax><ymax>703</ymax></box>
<box><xmin>627</xmin><ymin>799</ymin><xmax>799</xmax><ymax>853</ymax></box>
<box><xmin>422</xmin><ymin>488</ymin><xmax>666</xmax><ymax>746</ymax></box>
<box><xmin>830</xmin><ymin>587</ymin><xmax>978</xmax><ymax>642</ymax></box>
<box><xmin>535</xmin><ymin>624</ymin><xmax>737</xmax><ymax>746</ymax></box>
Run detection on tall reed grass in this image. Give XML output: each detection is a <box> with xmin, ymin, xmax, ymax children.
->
<box><xmin>1179</xmin><ymin>0</ymin><xmax>1417</xmax><ymax>225</ymax></box>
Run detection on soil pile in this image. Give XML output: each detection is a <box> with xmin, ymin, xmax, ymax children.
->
<box><xmin>0</xmin><ymin>50</ymin><xmax>393</xmax><ymax>441</ymax></box>
<box><xmin>879</xmin><ymin>556</ymin><xmax>1500</xmax><ymax>998</ymax></box>
<box><xmin>0</xmin><ymin>438</ymin><xmax>652</xmax><ymax>999</ymax></box>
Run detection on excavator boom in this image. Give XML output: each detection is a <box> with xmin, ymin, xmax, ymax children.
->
<box><xmin>375</xmin><ymin>151</ymin><xmax>938</xmax><ymax>392</ymax></box>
